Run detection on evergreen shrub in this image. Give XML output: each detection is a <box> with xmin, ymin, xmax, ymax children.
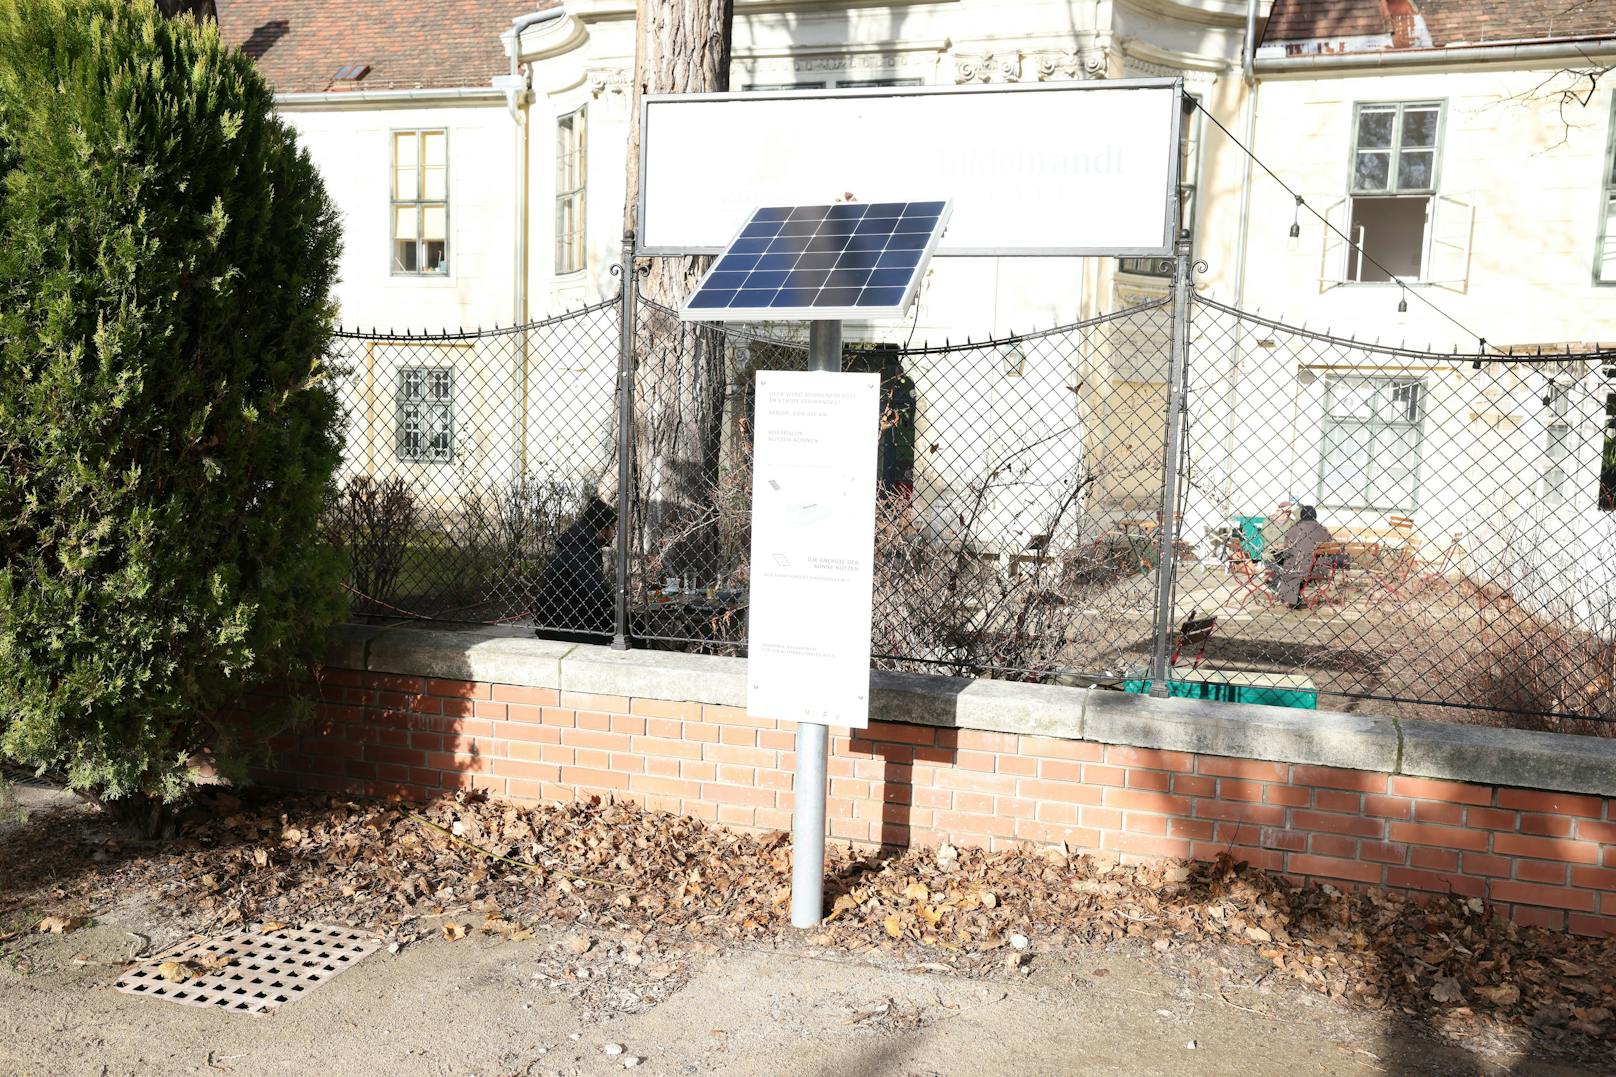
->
<box><xmin>0</xmin><ymin>0</ymin><xmax>346</xmax><ymax>806</ymax></box>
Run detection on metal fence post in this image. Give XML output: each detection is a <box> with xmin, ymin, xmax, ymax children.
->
<box><xmin>1148</xmin><ymin>230</ymin><xmax>1194</xmax><ymax>695</ymax></box>
<box><xmin>612</xmin><ymin>231</ymin><xmax>637</xmax><ymax>652</ymax></box>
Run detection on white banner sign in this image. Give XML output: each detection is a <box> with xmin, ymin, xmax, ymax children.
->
<box><xmin>747</xmin><ymin>371</ymin><xmax>880</xmax><ymax>729</ymax></box>
<box><xmin>639</xmin><ymin>80</ymin><xmax>1180</xmax><ymax>257</ymax></box>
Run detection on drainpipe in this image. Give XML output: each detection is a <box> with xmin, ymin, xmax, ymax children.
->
<box><xmin>1221</xmin><ymin>0</ymin><xmax>1261</xmax><ymax>514</ymax></box>
<box><xmin>499</xmin><ymin>7</ymin><xmax>566</xmax><ymax>477</ymax></box>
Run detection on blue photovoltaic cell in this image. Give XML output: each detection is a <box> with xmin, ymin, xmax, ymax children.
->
<box><xmin>682</xmin><ymin>200</ymin><xmax>949</xmax><ymax>319</ymax></box>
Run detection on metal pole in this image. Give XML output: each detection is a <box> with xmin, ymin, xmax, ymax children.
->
<box><xmin>1148</xmin><ymin>231</ymin><xmax>1194</xmax><ymax>696</ymax></box>
<box><xmin>791</xmin><ymin>319</ymin><xmax>841</xmax><ymax>929</ymax></box>
<box><xmin>612</xmin><ymin>231</ymin><xmax>637</xmax><ymax>652</ymax></box>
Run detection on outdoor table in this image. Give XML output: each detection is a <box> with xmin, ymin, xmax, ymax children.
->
<box><xmin>632</xmin><ymin>591</ymin><xmax>748</xmax><ymax>651</ymax></box>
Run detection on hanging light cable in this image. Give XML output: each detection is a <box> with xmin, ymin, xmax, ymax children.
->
<box><xmin>1286</xmin><ymin>195</ymin><xmax>1302</xmax><ymax>251</ymax></box>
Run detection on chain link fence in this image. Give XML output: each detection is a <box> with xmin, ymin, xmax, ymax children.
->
<box><xmin>327</xmin><ymin>281</ymin><xmax>1616</xmax><ymax>730</ymax></box>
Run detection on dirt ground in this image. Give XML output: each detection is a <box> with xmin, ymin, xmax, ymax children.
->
<box><xmin>0</xmin><ymin>893</ymin><xmax>1599</xmax><ymax>1077</ymax></box>
<box><xmin>0</xmin><ymin>795</ymin><xmax>1609</xmax><ymax>1077</ymax></box>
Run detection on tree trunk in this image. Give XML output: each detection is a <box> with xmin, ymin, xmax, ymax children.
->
<box><xmin>623</xmin><ymin>0</ymin><xmax>734</xmax><ymax>583</ymax></box>
<box><xmin>156</xmin><ymin>0</ymin><xmax>217</xmax><ymax>20</ymax></box>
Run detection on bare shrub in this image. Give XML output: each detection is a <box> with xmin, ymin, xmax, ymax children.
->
<box><xmin>436</xmin><ymin>478</ymin><xmax>578</xmax><ymax>614</ymax></box>
<box><xmin>325</xmin><ymin>476</ymin><xmax>418</xmax><ymax>608</ymax></box>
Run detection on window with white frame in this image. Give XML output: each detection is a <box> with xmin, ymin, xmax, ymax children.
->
<box><xmin>1344</xmin><ymin>102</ymin><xmax>1441</xmax><ymax>281</ymax></box>
<box><xmin>1318</xmin><ymin>375</ymin><xmax>1425</xmax><ymax>511</ymax></box>
<box><xmin>1542</xmin><ymin>381</ymin><xmax>1574</xmax><ymax>507</ymax></box>
<box><xmin>391</xmin><ymin>130</ymin><xmax>448</xmax><ymax>275</ymax></box>
<box><xmin>555</xmin><ymin>107</ymin><xmax>587</xmax><ymax>274</ymax></box>
<box><xmin>397</xmin><ymin>367</ymin><xmax>453</xmax><ymax>462</ymax></box>
<box><xmin>1119</xmin><ymin>94</ymin><xmax>1200</xmax><ymax>277</ymax></box>
<box><xmin>1597</xmin><ymin>95</ymin><xmax>1616</xmax><ymax>284</ymax></box>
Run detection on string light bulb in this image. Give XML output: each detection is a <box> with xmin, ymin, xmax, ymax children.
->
<box><xmin>1287</xmin><ymin>195</ymin><xmax>1303</xmax><ymax>251</ymax></box>
<box><xmin>1396</xmin><ymin>285</ymin><xmax>1409</xmax><ymax>323</ymax></box>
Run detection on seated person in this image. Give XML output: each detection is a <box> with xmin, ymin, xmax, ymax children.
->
<box><xmin>534</xmin><ymin>497</ymin><xmax>617</xmax><ymax>642</ymax></box>
<box><xmin>1269</xmin><ymin>505</ymin><xmax>1334</xmax><ymax>608</ymax></box>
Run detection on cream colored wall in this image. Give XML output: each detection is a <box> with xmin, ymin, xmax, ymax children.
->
<box><xmin>280</xmin><ymin>102</ymin><xmax>518</xmax><ymax>333</ymax></box>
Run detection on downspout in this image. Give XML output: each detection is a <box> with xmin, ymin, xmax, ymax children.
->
<box><xmin>1221</xmin><ymin>0</ymin><xmax>1261</xmax><ymax>514</ymax></box>
<box><xmin>500</xmin><ymin>7</ymin><xmax>566</xmax><ymax>477</ymax></box>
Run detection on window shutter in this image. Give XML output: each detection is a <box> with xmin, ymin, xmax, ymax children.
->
<box><xmin>1318</xmin><ymin>198</ymin><xmax>1349</xmax><ymax>292</ymax></box>
<box><xmin>1427</xmin><ymin>195</ymin><xmax>1475</xmax><ymax>292</ymax></box>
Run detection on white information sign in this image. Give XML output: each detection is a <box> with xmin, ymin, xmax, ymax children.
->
<box><xmin>747</xmin><ymin>371</ymin><xmax>880</xmax><ymax>730</ymax></box>
<box><xmin>638</xmin><ymin>80</ymin><xmax>1181</xmax><ymax>257</ymax></box>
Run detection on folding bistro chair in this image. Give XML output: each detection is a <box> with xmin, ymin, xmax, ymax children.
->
<box><xmin>1297</xmin><ymin>541</ymin><xmax>1348</xmax><ymax>609</ymax></box>
<box><xmin>1224</xmin><ymin>537</ymin><xmax>1274</xmax><ymax>607</ymax></box>
<box><xmin>1170</xmin><ymin>609</ymin><xmax>1218</xmax><ymax>672</ymax></box>
<box><xmin>1371</xmin><ymin>515</ymin><xmax>1421</xmax><ymax>600</ymax></box>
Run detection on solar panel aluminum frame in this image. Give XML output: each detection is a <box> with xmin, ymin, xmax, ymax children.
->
<box><xmin>636</xmin><ymin>78</ymin><xmax>1184</xmax><ymax>259</ymax></box>
<box><xmin>677</xmin><ymin>199</ymin><xmax>953</xmax><ymax>323</ymax></box>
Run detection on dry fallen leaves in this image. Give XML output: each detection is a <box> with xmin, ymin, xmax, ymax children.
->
<box><xmin>35</xmin><ymin>915</ymin><xmax>84</xmax><ymax>935</ymax></box>
<box><xmin>13</xmin><ymin>787</ymin><xmax>1616</xmax><ymax>1065</ymax></box>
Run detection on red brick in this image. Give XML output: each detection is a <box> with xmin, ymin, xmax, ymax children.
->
<box><xmin>1386</xmin><ymin>867</ymin><xmax>1484</xmax><ymax>897</ymax></box>
<box><xmin>1171</xmin><ymin>774</ymin><xmax>1217</xmax><ymax>797</ymax></box>
<box><xmin>1516</xmin><ymin>860</ymin><xmax>1569</xmax><ymax>885</ymax></box>
<box><xmin>1107</xmin><ymin>746</ymin><xmax>1194</xmax><ymax>772</ymax></box>
<box><xmin>719</xmin><ymin>726</ymin><xmax>757</xmax><ymax>747</ymax></box>
<box><xmin>560</xmin><ymin>729</ymin><xmax>632</xmax><ymax>753</ymax></box>
<box><xmin>1519</xmin><ymin>813</ymin><xmax>1573</xmax><ymax>837</ymax></box>
<box><xmin>1127</xmin><ymin>769</ymin><xmax>1172</xmax><ymax>792</ymax></box>
<box><xmin>1218</xmin><ymin>779</ymin><xmax>1264</xmax><ymax>802</ymax></box>
<box><xmin>1496</xmin><ymin>790</ymin><xmax>1603</xmax><ymax>817</ymax></box>
<box><xmin>706</xmin><ymin>783</ymin><xmax>776</xmax><ymax>808</ymax></box>
<box><xmin>1309</xmin><ymin>833</ymin><xmax>1357</xmax><ymax>858</ymax></box>
<box><xmin>1038</xmin><ymin>760</ymin><xmax>1084</xmax><ymax>783</ymax></box>
<box><xmin>1364</xmin><ymin>795</ymin><xmax>1412</xmax><ymax>819</ymax></box>
<box><xmin>636</xmin><ymin>737</ymin><xmax>702</xmax><ymax>760</ymax></box>
<box><xmin>1264</xmin><ymin>784</ymin><xmax>1311</xmax><ymax>807</ymax></box>
<box><xmin>1360</xmin><ymin>840</ymin><xmax>1407</xmax><ymax>864</ymax></box>
<box><xmin>955</xmin><ymin>792</ymin><xmax>995</xmax><ymax>816</ymax></box>
<box><xmin>1192</xmin><ymin>800</ymin><xmax>1286</xmax><ymax>826</ymax></box>
<box><xmin>1194</xmin><ymin>843</ymin><xmax>1285</xmax><ymax>872</ymax></box>
<box><xmin>1036</xmin><ymin>801</ymin><xmax>1079</xmax><ymax>824</ymax></box>
<box><xmin>1259</xmin><ymin>827</ymin><xmax>1307</xmax><ymax>852</ymax></box>
<box><xmin>367</xmin><ymin>745</ymin><xmax>425</xmax><ymax>767</ymax></box>
<box><xmin>1314</xmin><ymin>789</ymin><xmax>1362</xmax><ymax>813</ymax></box>
<box><xmin>1101</xmin><ymin>788</ymin><xmax>1190</xmax><ymax>815</ymax></box>
<box><xmin>1014</xmin><ymin>818</ymin><xmax>1100</xmax><ymax>846</ymax></box>
<box><xmin>1124</xmin><ymin>812</ymin><xmax>1169</xmax><ymax>835</ymax></box>
<box><xmin>492</xmin><ymin>759</ymin><xmax>561</xmax><ymax>783</ymax></box>
<box><xmin>933</xmin><ymin>810</ymin><xmax>1016</xmax><ymax>839</ymax></box>
<box><xmin>1577</xmin><ymin>819</ymin><xmax>1616</xmax><ymax>843</ymax></box>
<box><xmin>1388</xmin><ymin>822</ymin><xmax>1489</xmax><ymax>851</ymax></box>
<box><xmin>1019</xmin><ymin>736</ymin><xmax>1104</xmax><ymax>761</ymax></box>
<box><xmin>491</xmin><ymin>684</ymin><xmax>560</xmax><ymax>707</ymax></box>
<box><xmin>630</xmin><ymin>698</ymin><xmax>700</xmax><ymax>721</ymax></box>
<box><xmin>1196</xmin><ymin>757</ymin><xmax>1289</xmax><ymax>782</ymax></box>
<box><xmin>1081</xmin><ymin>764</ymin><xmax>1127</xmax><ymax>787</ymax></box>
<box><xmin>1291</xmin><ymin>810</ymin><xmax>1385</xmax><ymax>838</ymax></box>
<box><xmin>1080</xmin><ymin>807</ymin><xmax>1123</xmax><ymax>831</ymax></box>
<box><xmin>1288</xmin><ymin>853</ymin><xmax>1383</xmax><ymax>885</ymax></box>
<box><xmin>1510</xmin><ymin>905</ymin><xmax>1568</xmax><ymax>930</ymax></box>
<box><xmin>996</xmin><ymin>754</ymin><xmax>1037</xmax><ymax>777</ymax></box>
<box><xmin>955</xmin><ymin>729</ymin><xmax>1018</xmax><ymax>753</ymax></box>
<box><xmin>1492</xmin><ymin>833</ymin><xmax>1600</xmax><ymax>864</ymax></box>
<box><xmin>1389</xmin><ymin>776</ymin><xmax>1492</xmax><ymax>806</ymax></box>
<box><xmin>934</xmin><ymin>769</ymin><xmax>1017</xmax><ymax>797</ymax></box>
<box><xmin>560</xmin><ymin>766</ymin><xmax>631</xmax><ymax>791</ymax></box>
<box><xmin>1467</xmin><ymin>807</ymin><xmax>1517</xmax><ymax>831</ymax></box>
<box><xmin>1293</xmin><ymin>766</ymin><xmax>1387</xmax><ymax>793</ymax></box>
<box><xmin>1168</xmin><ymin>817</ymin><xmax>1216</xmax><ymax>841</ymax></box>
<box><xmin>1489</xmin><ymin>880</ymin><xmax>1596</xmax><ymax>912</ymax></box>
<box><xmin>610</xmin><ymin>714</ymin><xmax>647</xmax><ymax>736</ymax></box>
<box><xmin>577</xmin><ymin>711</ymin><xmax>612</xmax><ymax>732</ymax></box>
<box><xmin>1462</xmin><ymin>853</ymin><xmax>1512</xmax><ymax>878</ymax></box>
<box><xmin>1410</xmin><ymin>846</ymin><xmax>1460</xmax><ymax>872</ymax></box>
<box><xmin>1570</xmin><ymin>865</ymin><xmax>1616</xmax><ymax>890</ymax></box>
<box><xmin>860</xmin><ymin>721</ymin><xmax>936</xmax><ymax>746</ymax></box>
<box><xmin>1567</xmin><ymin>914</ymin><xmax>1616</xmax><ymax>938</ymax></box>
<box><xmin>561</xmin><ymin>691</ymin><xmax>629</xmax><ymax>712</ymax></box>
<box><xmin>1101</xmin><ymin>832</ymin><xmax>1192</xmax><ymax>859</ymax></box>
<box><xmin>1412</xmin><ymin>800</ymin><xmax>1464</xmax><ymax>826</ymax></box>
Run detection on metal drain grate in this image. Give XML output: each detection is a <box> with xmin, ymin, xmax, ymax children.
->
<box><xmin>114</xmin><ymin>923</ymin><xmax>381</xmax><ymax>1015</ymax></box>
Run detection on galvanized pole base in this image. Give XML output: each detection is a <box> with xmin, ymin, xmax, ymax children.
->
<box><xmin>790</xmin><ymin>319</ymin><xmax>843</xmax><ymax>929</ymax></box>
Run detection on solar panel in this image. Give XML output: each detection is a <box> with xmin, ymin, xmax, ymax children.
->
<box><xmin>679</xmin><ymin>200</ymin><xmax>951</xmax><ymax>321</ymax></box>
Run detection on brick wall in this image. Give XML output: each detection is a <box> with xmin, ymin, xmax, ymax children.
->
<box><xmin>255</xmin><ymin>668</ymin><xmax>1616</xmax><ymax>937</ymax></box>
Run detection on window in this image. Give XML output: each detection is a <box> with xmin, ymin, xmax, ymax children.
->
<box><xmin>1119</xmin><ymin>94</ymin><xmax>1200</xmax><ymax>277</ymax></box>
<box><xmin>1318</xmin><ymin>375</ymin><xmax>1425</xmax><ymax>510</ymax></box>
<box><xmin>397</xmin><ymin>367</ymin><xmax>453</xmax><ymax>462</ymax></box>
<box><xmin>1542</xmin><ymin>382</ymin><xmax>1573</xmax><ymax>507</ymax></box>
<box><xmin>555</xmin><ymin>107</ymin><xmax>587</xmax><ymax>274</ymax></box>
<box><xmin>1597</xmin><ymin>95</ymin><xmax>1616</xmax><ymax>284</ymax></box>
<box><xmin>1344</xmin><ymin>102</ymin><xmax>1441</xmax><ymax>282</ymax></box>
<box><xmin>391</xmin><ymin>130</ymin><xmax>448</xmax><ymax>274</ymax></box>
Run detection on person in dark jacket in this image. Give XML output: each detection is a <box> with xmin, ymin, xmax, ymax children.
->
<box><xmin>1269</xmin><ymin>504</ymin><xmax>1334</xmax><ymax>608</ymax></box>
<box><xmin>535</xmin><ymin>497</ymin><xmax>617</xmax><ymax>641</ymax></box>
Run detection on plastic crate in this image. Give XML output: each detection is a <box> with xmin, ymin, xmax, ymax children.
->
<box><xmin>1122</xmin><ymin>672</ymin><xmax>1316</xmax><ymax>710</ymax></box>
